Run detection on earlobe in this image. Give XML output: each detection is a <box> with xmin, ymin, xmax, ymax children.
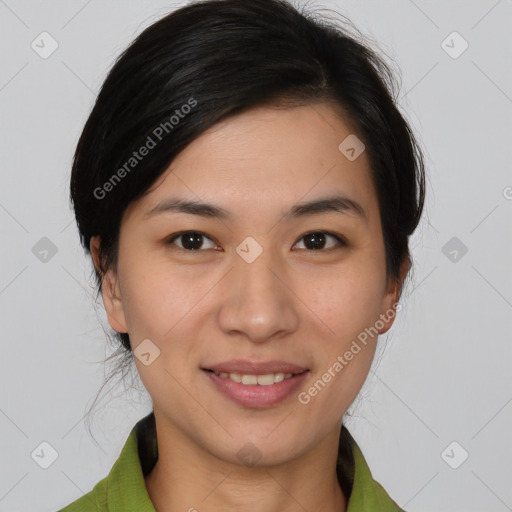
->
<box><xmin>90</xmin><ymin>236</ymin><xmax>129</xmax><ymax>334</ymax></box>
<box><xmin>377</xmin><ymin>295</ymin><xmax>400</xmax><ymax>335</ymax></box>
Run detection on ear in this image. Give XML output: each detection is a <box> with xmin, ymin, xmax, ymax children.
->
<box><xmin>90</xmin><ymin>236</ymin><xmax>129</xmax><ymax>334</ymax></box>
<box><xmin>378</xmin><ymin>256</ymin><xmax>410</xmax><ymax>335</ymax></box>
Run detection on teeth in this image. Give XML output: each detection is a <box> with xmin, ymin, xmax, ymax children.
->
<box><xmin>212</xmin><ymin>371</ymin><xmax>295</xmax><ymax>385</ymax></box>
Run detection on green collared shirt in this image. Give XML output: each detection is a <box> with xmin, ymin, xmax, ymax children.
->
<box><xmin>58</xmin><ymin>413</ymin><xmax>405</xmax><ymax>511</ymax></box>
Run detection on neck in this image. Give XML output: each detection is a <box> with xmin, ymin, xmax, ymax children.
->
<box><xmin>144</xmin><ymin>412</ymin><xmax>348</xmax><ymax>512</ymax></box>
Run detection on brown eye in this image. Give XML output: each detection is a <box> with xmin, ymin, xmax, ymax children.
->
<box><xmin>166</xmin><ymin>231</ymin><xmax>218</xmax><ymax>251</ymax></box>
<box><xmin>294</xmin><ymin>231</ymin><xmax>346</xmax><ymax>251</ymax></box>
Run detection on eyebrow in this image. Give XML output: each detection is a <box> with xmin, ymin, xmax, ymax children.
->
<box><xmin>145</xmin><ymin>195</ymin><xmax>367</xmax><ymax>222</ymax></box>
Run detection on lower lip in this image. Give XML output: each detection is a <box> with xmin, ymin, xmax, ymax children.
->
<box><xmin>202</xmin><ymin>370</ymin><xmax>309</xmax><ymax>408</ymax></box>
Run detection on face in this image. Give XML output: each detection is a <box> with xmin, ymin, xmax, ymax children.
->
<box><xmin>91</xmin><ymin>103</ymin><xmax>403</xmax><ymax>466</ymax></box>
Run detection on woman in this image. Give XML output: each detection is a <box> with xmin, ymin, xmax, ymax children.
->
<box><xmin>59</xmin><ymin>0</ymin><xmax>425</xmax><ymax>510</ymax></box>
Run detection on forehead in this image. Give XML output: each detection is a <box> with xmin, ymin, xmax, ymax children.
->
<box><xmin>129</xmin><ymin>103</ymin><xmax>378</xmax><ymax>223</ymax></box>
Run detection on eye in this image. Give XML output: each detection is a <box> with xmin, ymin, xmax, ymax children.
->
<box><xmin>293</xmin><ymin>231</ymin><xmax>346</xmax><ymax>251</ymax></box>
<box><xmin>166</xmin><ymin>231</ymin><xmax>219</xmax><ymax>251</ymax></box>
<box><xmin>165</xmin><ymin>230</ymin><xmax>346</xmax><ymax>252</ymax></box>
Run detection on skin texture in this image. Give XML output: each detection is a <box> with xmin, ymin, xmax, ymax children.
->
<box><xmin>91</xmin><ymin>103</ymin><xmax>407</xmax><ymax>512</ymax></box>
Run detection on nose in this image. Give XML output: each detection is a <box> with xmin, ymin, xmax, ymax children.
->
<box><xmin>217</xmin><ymin>246</ymin><xmax>300</xmax><ymax>344</ymax></box>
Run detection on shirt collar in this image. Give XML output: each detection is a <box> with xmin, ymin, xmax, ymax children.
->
<box><xmin>105</xmin><ymin>413</ymin><xmax>404</xmax><ymax>511</ymax></box>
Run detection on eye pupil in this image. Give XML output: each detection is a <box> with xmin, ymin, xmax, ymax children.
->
<box><xmin>181</xmin><ymin>231</ymin><xmax>203</xmax><ymax>250</ymax></box>
<box><xmin>304</xmin><ymin>232</ymin><xmax>326</xmax><ymax>250</ymax></box>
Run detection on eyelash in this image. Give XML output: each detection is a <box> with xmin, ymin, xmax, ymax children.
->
<box><xmin>165</xmin><ymin>230</ymin><xmax>347</xmax><ymax>252</ymax></box>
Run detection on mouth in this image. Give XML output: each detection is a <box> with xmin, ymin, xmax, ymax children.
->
<box><xmin>201</xmin><ymin>366</ymin><xmax>310</xmax><ymax>408</ymax></box>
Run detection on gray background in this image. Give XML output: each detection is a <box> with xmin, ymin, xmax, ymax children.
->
<box><xmin>1</xmin><ymin>0</ymin><xmax>511</xmax><ymax>511</ymax></box>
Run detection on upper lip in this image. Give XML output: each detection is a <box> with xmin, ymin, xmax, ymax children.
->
<box><xmin>203</xmin><ymin>360</ymin><xmax>309</xmax><ymax>375</ymax></box>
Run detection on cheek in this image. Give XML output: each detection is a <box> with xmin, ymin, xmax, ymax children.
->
<box><xmin>296</xmin><ymin>261</ymin><xmax>385</xmax><ymax>411</ymax></box>
<box><xmin>311</xmin><ymin>262</ymin><xmax>386</xmax><ymax>343</ymax></box>
<box><xmin>117</xmin><ymin>251</ymin><xmax>202</xmax><ymax>341</ymax></box>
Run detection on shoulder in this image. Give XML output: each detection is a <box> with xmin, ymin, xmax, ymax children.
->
<box><xmin>343</xmin><ymin>427</ymin><xmax>406</xmax><ymax>512</ymax></box>
<box><xmin>56</xmin><ymin>413</ymin><xmax>156</xmax><ymax>511</ymax></box>
<box><xmin>56</xmin><ymin>476</ymin><xmax>108</xmax><ymax>511</ymax></box>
